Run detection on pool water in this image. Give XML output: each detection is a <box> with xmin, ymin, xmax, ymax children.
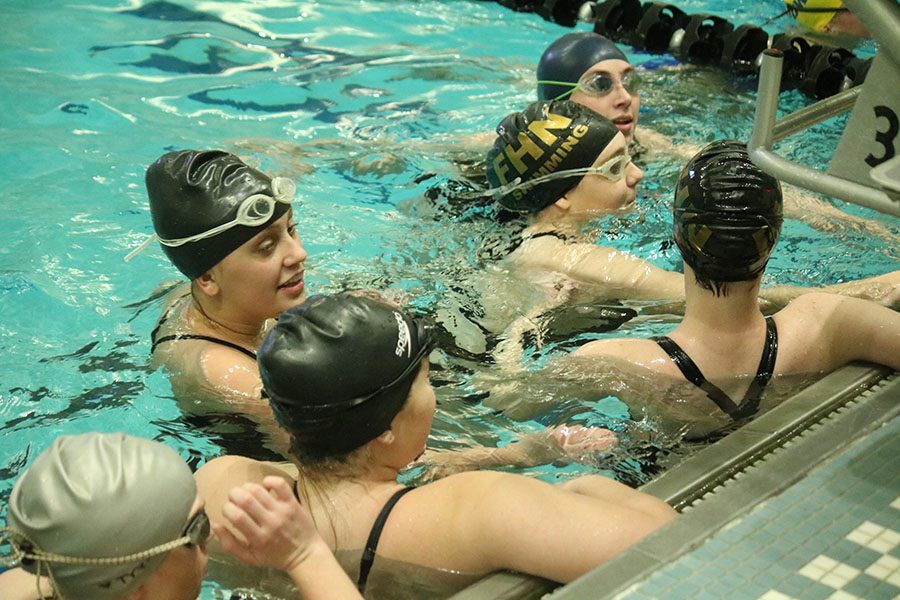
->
<box><xmin>0</xmin><ymin>0</ymin><xmax>896</xmax><ymax>597</ymax></box>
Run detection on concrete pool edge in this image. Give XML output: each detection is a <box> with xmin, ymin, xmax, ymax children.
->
<box><xmin>446</xmin><ymin>364</ymin><xmax>899</xmax><ymax>600</ymax></box>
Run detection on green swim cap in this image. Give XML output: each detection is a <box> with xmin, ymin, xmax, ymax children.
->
<box><xmin>259</xmin><ymin>292</ymin><xmax>437</xmax><ymax>459</ymax></box>
<box><xmin>674</xmin><ymin>139</ymin><xmax>783</xmax><ymax>283</ymax></box>
<box><xmin>485</xmin><ymin>100</ymin><xmax>620</xmax><ymax>214</ymax></box>
<box><xmin>4</xmin><ymin>433</ymin><xmax>195</xmax><ymax>600</ymax></box>
<box><xmin>146</xmin><ymin>149</ymin><xmax>292</xmax><ymax>280</ymax></box>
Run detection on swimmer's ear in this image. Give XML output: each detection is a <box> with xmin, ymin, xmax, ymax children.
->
<box><xmin>553</xmin><ymin>196</ymin><xmax>572</xmax><ymax>212</ymax></box>
<box><xmin>194</xmin><ymin>272</ymin><xmax>220</xmax><ymax>297</ymax></box>
<box><xmin>375</xmin><ymin>428</ymin><xmax>396</xmax><ymax>446</ymax></box>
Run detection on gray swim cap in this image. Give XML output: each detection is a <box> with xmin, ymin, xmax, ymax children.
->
<box><xmin>5</xmin><ymin>433</ymin><xmax>195</xmax><ymax>600</ymax></box>
<box><xmin>537</xmin><ymin>32</ymin><xmax>629</xmax><ymax>101</ymax></box>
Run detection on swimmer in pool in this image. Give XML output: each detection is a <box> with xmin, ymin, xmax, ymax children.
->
<box><xmin>194</xmin><ymin>292</ymin><xmax>677</xmax><ymax>596</ymax></box>
<box><xmin>487</xmin><ymin>140</ymin><xmax>900</xmax><ymax>439</ymax></box>
<box><xmin>477</xmin><ymin>100</ymin><xmax>899</xmax><ymax>368</ymax></box>
<box><xmin>141</xmin><ymin>149</ymin><xmax>614</xmax><ymax>469</ymax></box>
<box><xmin>783</xmin><ymin>0</ymin><xmax>870</xmax><ymax>38</ymax></box>
<box><xmin>537</xmin><ymin>31</ymin><xmax>680</xmax><ymax>158</ymax></box>
<box><xmin>143</xmin><ymin>149</ymin><xmax>308</xmax><ymax>452</ymax></box>
<box><xmin>535</xmin><ymin>31</ymin><xmax>896</xmax><ymax>239</ymax></box>
<box><xmin>0</xmin><ymin>432</ymin><xmax>362</xmax><ymax>600</ymax></box>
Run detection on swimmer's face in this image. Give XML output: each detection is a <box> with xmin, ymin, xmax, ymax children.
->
<box><xmin>387</xmin><ymin>359</ymin><xmax>435</xmax><ymax>465</ymax></box>
<box><xmin>206</xmin><ymin>209</ymin><xmax>308</xmax><ymax>321</ymax></box>
<box><xmin>135</xmin><ymin>496</ymin><xmax>210</xmax><ymax>600</ymax></box>
<box><xmin>567</xmin><ymin>133</ymin><xmax>643</xmax><ymax>212</ymax></box>
<box><xmin>824</xmin><ymin>11</ymin><xmax>870</xmax><ymax>37</ymax></box>
<box><xmin>570</xmin><ymin>59</ymin><xmax>640</xmax><ymax>143</ymax></box>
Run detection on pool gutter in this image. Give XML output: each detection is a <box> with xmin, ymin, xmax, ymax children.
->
<box><xmin>447</xmin><ymin>363</ymin><xmax>898</xmax><ymax>600</ymax></box>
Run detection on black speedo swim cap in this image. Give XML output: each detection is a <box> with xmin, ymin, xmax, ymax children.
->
<box><xmin>146</xmin><ymin>149</ymin><xmax>291</xmax><ymax>280</ymax></box>
<box><xmin>486</xmin><ymin>100</ymin><xmax>620</xmax><ymax>213</ymax></box>
<box><xmin>537</xmin><ymin>32</ymin><xmax>628</xmax><ymax>102</ymax></box>
<box><xmin>258</xmin><ymin>292</ymin><xmax>437</xmax><ymax>458</ymax></box>
<box><xmin>674</xmin><ymin>139</ymin><xmax>783</xmax><ymax>282</ymax></box>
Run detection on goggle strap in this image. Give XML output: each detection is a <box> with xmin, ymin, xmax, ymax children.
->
<box><xmin>457</xmin><ymin>165</ymin><xmax>622</xmax><ymax>205</ymax></box>
<box><xmin>1</xmin><ymin>526</ymin><xmax>191</xmax><ymax>567</ymax></box>
<box><xmin>123</xmin><ymin>234</ymin><xmax>157</xmax><ymax>262</ymax></box>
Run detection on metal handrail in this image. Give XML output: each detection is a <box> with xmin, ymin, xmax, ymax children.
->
<box><xmin>747</xmin><ymin>49</ymin><xmax>900</xmax><ymax>217</ymax></box>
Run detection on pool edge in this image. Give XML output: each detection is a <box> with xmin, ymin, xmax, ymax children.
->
<box><xmin>447</xmin><ymin>364</ymin><xmax>899</xmax><ymax>600</ymax></box>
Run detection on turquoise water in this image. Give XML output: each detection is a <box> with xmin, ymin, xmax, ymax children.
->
<box><xmin>0</xmin><ymin>0</ymin><xmax>897</xmax><ymax>597</ymax></box>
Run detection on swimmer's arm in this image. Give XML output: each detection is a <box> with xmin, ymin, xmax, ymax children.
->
<box><xmin>635</xmin><ymin>127</ymin><xmax>703</xmax><ymax>160</ymax></box>
<box><xmin>414</xmin><ymin>425</ymin><xmax>617</xmax><ymax>480</ymax></box>
<box><xmin>446</xmin><ymin>471</ymin><xmax>675</xmax><ymax>582</ymax></box>
<box><xmin>517</xmin><ymin>237</ymin><xmax>685</xmax><ymax>301</ymax></box>
<box><xmin>761</xmin><ymin>270</ymin><xmax>900</xmax><ymax>310</ymax></box>
<box><xmin>791</xmin><ymin>292</ymin><xmax>900</xmax><ymax>371</ymax></box>
<box><xmin>0</xmin><ymin>568</ymin><xmax>54</xmax><ymax>600</ymax></box>
<box><xmin>782</xmin><ymin>185</ymin><xmax>899</xmax><ymax>247</ymax></box>
<box><xmin>553</xmin><ymin>241</ymin><xmax>685</xmax><ymax>301</ymax></box>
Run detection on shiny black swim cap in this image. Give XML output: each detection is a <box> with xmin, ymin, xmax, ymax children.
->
<box><xmin>258</xmin><ymin>292</ymin><xmax>437</xmax><ymax>458</ymax></box>
<box><xmin>146</xmin><ymin>149</ymin><xmax>291</xmax><ymax>280</ymax></box>
<box><xmin>486</xmin><ymin>100</ymin><xmax>620</xmax><ymax>213</ymax></box>
<box><xmin>537</xmin><ymin>32</ymin><xmax>629</xmax><ymax>101</ymax></box>
<box><xmin>674</xmin><ymin>140</ymin><xmax>783</xmax><ymax>282</ymax></box>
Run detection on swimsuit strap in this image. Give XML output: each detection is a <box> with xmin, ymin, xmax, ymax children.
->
<box><xmin>524</xmin><ymin>230</ymin><xmax>570</xmax><ymax>243</ymax></box>
<box><xmin>150</xmin><ymin>293</ymin><xmax>190</xmax><ymax>347</ymax></box>
<box><xmin>357</xmin><ymin>487</ymin><xmax>416</xmax><ymax>593</ymax></box>
<box><xmin>732</xmin><ymin>316</ymin><xmax>779</xmax><ymax>420</ymax></box>
<box><xmin>151</xmin><ymin>334</ymin><xmax>257</xmax><ymax>360</ymax></box>
<box><xmin>652</xmin><ymin>335</ymin><xmax>742</xmax><ymax>418</ymax></box>
<box><xmin>652</xmin><ymin>316</ymin><xmax>780</xmax><ymax>422</ymax></box>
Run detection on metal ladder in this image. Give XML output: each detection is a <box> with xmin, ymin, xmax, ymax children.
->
<box><xmin>748</xmin><ymin>0</ymin><xmax>900</xmax><ymax>218</ymax></box>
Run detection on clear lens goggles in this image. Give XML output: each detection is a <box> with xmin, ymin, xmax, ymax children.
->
<box><xmin>540</xmin><ymin>70</ymin><xmax>641</xmax><ymax>101</ymax></box>
<box><xmin>590</xmin><ymin>148</ymin><xmax>633</xmax><ymax>182</ymax></box>
<box><xmin>158</xmin><ymin>177</ymin><xmax>296</xmax><ymax>248</ymax></box>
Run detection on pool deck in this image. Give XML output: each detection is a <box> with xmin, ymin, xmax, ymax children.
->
<box><xmin>450</xmin><ymin>366</ymin><xmax>900</xmax><ymax>600</ymax></box>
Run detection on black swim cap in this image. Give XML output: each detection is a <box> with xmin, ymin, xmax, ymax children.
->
<box><xmin>537</xmin><ymin>32</ymin><xmax>629</xmax><ymax>101</ymax></box>
<box><xmin>674</xmin><ymin>140</ymin><xmax>783</xmax><ymax>282</ymax></box>
<box><xmin>485</xmin><ymin>100</ymin><xmax>620</xmax><ymax>213</ymax></box>
<box><xmin>146</xmin><ymin>149</ymin><xmax>291</xmax><ymax>280</ymax></box>
<box><xmin>258</xmin><ymin>292</ymin><xmax>437</xmax><ymax>458</ymax></box>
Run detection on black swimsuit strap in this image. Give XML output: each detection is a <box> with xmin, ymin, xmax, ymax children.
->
<box><xmin>150</xmin><ymin>295</ymin><xmax>257</xmax><ymax>360</ymax></box>
<box><xmin>357</xmin><ymin>487</ymin><xmax>415</xmax><ymax>593</ymax></box>
<box><xmin>652</xmin><ymin>336</ymin><xmax>742</xmax><ymax>417</ymax></box>
<box><xmin>524</xmin><ymin>230</ymin><xmax>569</xmax><ymax>242</ymax></box>
<box><xmin>734</xmin><ymin>316</ymin><xmax>779</xmax><ymax>420</ymax></box>
<box><xmin>151</xmin><ymin>334</ymin><xmax>257</xmax><ymax>360</ymax></box>
<box><xmin>652</xmin><ymin>316</ymin><xmax>780</xmax><ymax>422</ymax></box>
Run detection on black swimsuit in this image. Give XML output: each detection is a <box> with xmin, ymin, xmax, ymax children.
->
<box><xmin>652</xmin><ymin>317</ymin><xmax>779</xmax><ymax>421</ymax></box>
<box><xmin>150</xmin><ymin>296</ymin><xmax>257</xmax><ymax>360</ymax></box>
<box><xmin>292</xmin><ymin>484</ymin><xmax>415</xmax><ymax>594</ymax></box>
<box><xmin>357</xmin><ymin>487</ymin><xmax>416</xmax><ymax>592</ymax></box>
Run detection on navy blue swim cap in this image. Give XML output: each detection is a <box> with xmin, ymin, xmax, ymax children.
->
<box><xmin>146</xmin><ymin>150</ymin><xmax>291</xmax><ymax>280</ymax></box>
<box><xmin>674</xmin><ymin>140</ymin><xmax>783</xmax><ymax>283</ymax></box>
<box><xmin>486</xmin><ymin>100</ymin><xmax>620</xmax><ymax>214</ymax></box>
<box><xmin>537</xmin><ymin>32</ymin><xmax>629</xmax><ymax>101</ymax></box>
<box><xmin>258</xmin><ymin>292</ymin><xmax>437</xmax><ymax>458</ymax></box>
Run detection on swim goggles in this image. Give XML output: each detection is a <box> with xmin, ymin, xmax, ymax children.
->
<box><xmin>539</xmin><ymin>69</ymin><xmax>641</xmax><ymax>102</ymax></box>
<box><xmin>124</xmin><ymin>177</ymin><xmax>295</xmax><ymax>261</ymax></box>
<box><xmin>1</xmin><ymin>508</ymin><xmax>211</xmax><ymax>569</ymax></box>
<box><xmin>590</xmin><ymin>149</ymin><xmax>632</xmax><ymax>182</ymax></box>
